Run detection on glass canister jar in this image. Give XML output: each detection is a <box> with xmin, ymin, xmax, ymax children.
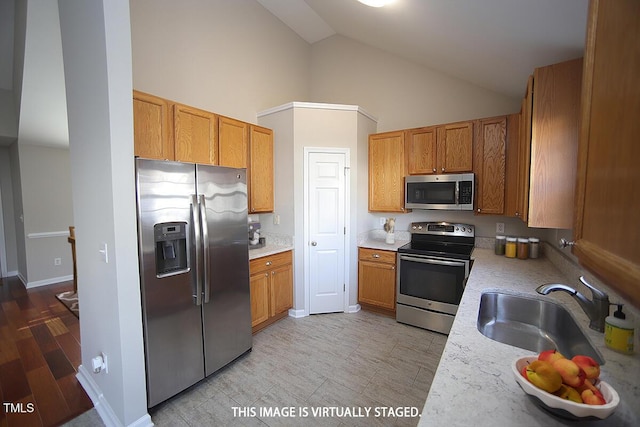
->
<box><xmin>517</xmin><ymin>238</ymin><xmax>529</xmax><ymax>259</ymax></box>
<box><xmin>495</xmin><ymin>235</ymin><xmax>506</xmax><ymax>255</ymax></box>
<box><xmin>529</xmin><ymin>237</ymin><xmax>540</xmax><ymax>259</ymax></box>
<box><xmin>505</xmin><ymin>237</ymin><xmax>517</xmax><ymax>258</ymax></box>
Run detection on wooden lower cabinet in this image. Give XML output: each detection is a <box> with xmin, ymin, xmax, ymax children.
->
<box><xmin>249</xmin><ymin>250</ymin><xmax>293</xmax><ymax>333</ymax></box>
<box><xmin>358</xmin><ymin>248</ymin><xmax>396</xmax><ymax>316</ymax></box>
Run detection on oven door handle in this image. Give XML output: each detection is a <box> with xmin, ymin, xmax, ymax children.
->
<box><xmin>399</xmin><ymin>254</ymin><xmax>466</xmax><ymax>268</ymax></box>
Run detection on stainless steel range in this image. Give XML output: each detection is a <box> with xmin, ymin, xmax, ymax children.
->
<box><xmin>396</xmin><ymin>222</ymin><xmax>475</xmax><ymax>334</ymax></box>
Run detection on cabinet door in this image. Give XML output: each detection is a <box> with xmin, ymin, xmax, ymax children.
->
<box><xmin>517</xmin><ymin>75</ymin><xmax>534</xmax><ymax>222</ymax></box>
<box><xmin>249</xmin><ymin>125</ymin><xmax>274</xmax><ymax>213</ymax></box>
<box><xmin>270</xmin><ymin>263</ymin><xmax>293</xmax><ymax>316</ymax></box>
<box><xmin>250</xmin><ymin>272</ymin><xmax>270</xmax><ymax>327</ymax></box>
<box><xmin>358</xmin><ymin>260</ymin><xmax>395</xmax><ymax>310</ymax></box>
<box><xmin>406</xmin><ymin>127</ymin><xmax>437</xmax><ymax>175</ymax></box>
<box><xmin>368</xmin><ymin>131</ymin><xmax>406</xmax><ymax>212</ymax></box>
<box><xmin>218</xmin><ymin>116</ymin><xmax>248</xmax><ymax>168</ymax></box>
<box><xmin>174</xmin><ymin>104</ymin><xmax>217</xmax><ymax>165</ymax></box>
<box><xmin>504</xmin><ymin>113</ymin><xmax>521</xmax><ymax>217</ymax></box>
<box><xmin>475</xmin><ymin>117</ymin><xmax>507</xmax><ymax>215</ymax></box>
<box><xmin>528</xmin><ymin>58</ymin><xmax>582</xmax><ymax>228</ymax></box>
<box><xmin>133</xmin><ymin>91</ymin><xmax>173</xmax><ymax>160</ymax></box>
<box><xmin>573</xmin><ymin>0</ymin><xmax>640</xmax><ymax>308</ymax></box>
<box><xmin>437</xmin><ymin>122</ymin><xmax>474</xmax><ymax>173</ymax></box>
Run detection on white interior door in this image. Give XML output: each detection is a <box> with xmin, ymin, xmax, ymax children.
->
<box><xmin>307</xmin><ymin>150</ymin><xmax>347</xmax><ymax>314</ymax></box>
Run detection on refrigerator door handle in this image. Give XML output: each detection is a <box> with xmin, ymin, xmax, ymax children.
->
<box><xmin>191</xmin><ymin>194</ymin><xmax>203</xmax><ymax>306</ymax></box>
<box><xmin>199</xmin><ymin>194</ymin><xmax>211</xmax><ymax>304</ymax></box>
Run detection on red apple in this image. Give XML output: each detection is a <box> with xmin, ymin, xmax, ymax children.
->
<box><xmin>538</xmin><ymin>349</ymin><xmax>565</xmax><ymax>364</ymax></box>
<box><xmin>571</xmin><ymin>355</ymin><xmax>600</xmax><ymax>380</ymax></box>
<box><xmin>581</xmin><ymin>388</ymin><xmax>606</xmax><ymax>405</ymax></box>
<box><xmin>526</xmin><ymin>360</ymin><xmax>563</xmax><ymax>393</ymax></box>
<box><xmin>576</xmin><ymin>379</ymin><xmax>604</xmax><ymax>400</ymax></box>
<box><xmin>552</xmin><ymin>358</ymin><xmax>586</xmax><ymax>388</ymax></box>
<box><xmin>554</xmin><ymin>384</ymin><xmax>583</xmax><ymax>403</ymax></box>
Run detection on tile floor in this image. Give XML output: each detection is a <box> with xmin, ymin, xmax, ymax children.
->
<box><xmin>65</xmin><ymin>310</ymin><xmax>446</xmax><ymax>427</ymax></box>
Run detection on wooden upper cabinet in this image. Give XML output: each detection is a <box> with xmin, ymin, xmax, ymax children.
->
<box><xmin>218</xmin><ymin>116</ymin><xmax>248</xmax><ymax>168</ymax></box>
<box><xmin>437</xmin><ymin>122</ymin><xmax>474</xmax><ymax>173</ymax></box>
<box><xmin>528</xmin><ymin>58</ymin><xmax>582</xmax><ymax>228</ymax></box>
<box><xmin>516</xmin><ymin>75</ymin><xmax>534</xmax><ymax>222</ymax></box>
<box><xmin>368</xmin><ymin>131</ymin><xmax>406</xmax><ymax>213</ymax></box>
<box><xmin>133</xmin><ymin>91</ymin><xmax>174</xmax><ymax>160</ymax></box>
<box><xmin>406</xmin><ymin>127</ymin><xmax>437</xmax><ymax>174</ymax></box>
<box><xmin>249</xmin><ymin>125</ymin><xmax>274</xmax><ymax>213</ymax></box>
<box><xmin>572</xmin><ymin>0</ymin><xmax>640</xmax><ymax>308</ymax></box>
<box><xmin>174</xmin><ymin>103</ymin><xmax>217</xmax><ymax>165</ymax></box>
<box><xmin>503</xmin><ymin>113</ymin><xmax>521</xmax><ymax>217</ymax></box>
<box><xmin>474</xmin><ymin>116</ymin><xmax>507</xmax><ymax>215</ymax></box>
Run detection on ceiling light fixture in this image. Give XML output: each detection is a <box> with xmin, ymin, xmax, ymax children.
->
<box><xmin>357</xmin><ymin>0</ymin><xmax>394</xmax><ymax>8</ymax></box>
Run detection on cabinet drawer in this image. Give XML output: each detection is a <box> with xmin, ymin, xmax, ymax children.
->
<box><xmin>358</xmin><ymin>248</ymin><xmax>396</xmax><ymax>264</ymax></box>
<box><xmin>250</xmin><ymin>250</ymin><xmax>293</xmax><ymax>274</ymax></box>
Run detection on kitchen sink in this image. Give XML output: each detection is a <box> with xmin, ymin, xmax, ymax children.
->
<box><xmin>477</xmin><ymin>291</ymin><xmax>604</xmax><ymax>364</ymax></box>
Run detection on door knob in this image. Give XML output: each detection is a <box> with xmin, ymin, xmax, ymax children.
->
<box><xmin>311</xmin><ymin>241</ymin><xmax>317</xmax><ymax>246</ymax></box>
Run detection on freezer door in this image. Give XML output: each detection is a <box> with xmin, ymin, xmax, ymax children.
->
<box><xmin>136</xmin><ymin>159</ymin><xmax>205</xmax><ymax>407</ymax></box>
<box><xmin>197</xmin><ymin>164</ymin><xmax>253</xmax><ymax>376</ymax></box>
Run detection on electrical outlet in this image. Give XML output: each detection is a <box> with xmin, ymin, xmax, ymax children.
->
<box><xmin>379</xmin><ymin>217</ymin><xmax>386</xmax><ymax>226</ymax></box>
<box><xmin>496</xmin><ymin>222</ymin><xmax>505</xmax><ymax>234</ymax></box>
<box><xmin>54</xmin><ymin>258</ymin><xmax>62</xmax><ymax>266</ymax></box>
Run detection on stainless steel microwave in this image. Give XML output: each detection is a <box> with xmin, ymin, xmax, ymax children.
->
<box><xmin>405</xmin><ymin>173</ymin><xmax>474</xmax><ymax>210</ymax></box>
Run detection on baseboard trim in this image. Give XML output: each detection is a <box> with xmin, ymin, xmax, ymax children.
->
<box><xmin>77</xmin><ymin>365</ymin><xmax>153</xmax><ymax>427</ymax></box>
<box><xmin>347</xmin><ymin>304</ymin><xmax>361</xmax><ymax>313</ymax></box>
<box><xmin>26</xmin><ymin>274</ymin><xmax>74</xmax><ymax>289</ymax></box>
<box><xmin>288</xmin><ymin>308</ymin><xmax>306</xmax><ymax>318</ymax></box>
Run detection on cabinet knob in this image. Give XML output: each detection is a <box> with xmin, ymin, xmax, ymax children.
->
<box><xmin>432</xmin><ymin>168</ymin><xmax>436</xmax><ymax>172</ymax></box>
<box><xmin>372</xmin><ymin>254</ymin><xmax>380</xmax><ymax>258</ymax></box>
<box><xmin>441</xmin><ymin>167</ymin><xmax>445</xmax><ymax>172</ymax></box>
<box><xmin>265</xmin><ymin>261</ymin><xmax>272</xmax><ymax>266</ymax></box>
<box><xmin>559</xmin><ymin>238</ymin><xmax>575</xmax><ymax>248</ymax></box>
<box><xmin>477</xmin><ymin>208</ymin><xmax>481</xmax><ymax>213</ymax></box>
<box><xmin>391</xmin><ymin>266</ymin><xmax>395</xmax><ymax>270</ymax></box>
<box><xmin>265</xmin><ymin>273</ymin><xmax>268</xmax><ymax>277</ymax></box>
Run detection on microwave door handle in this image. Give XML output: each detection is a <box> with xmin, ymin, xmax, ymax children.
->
<box><xmin>399</xmin><ymin>255</ymin><xmax>465</xmax><ymax>268</ymax></box>
<box><xmin>455</xmin><ymin>181</ymin><xmax>459</xmax><ymax>206</ymax></box>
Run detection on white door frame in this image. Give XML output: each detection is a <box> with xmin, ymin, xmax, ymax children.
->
<box><xmin>303</xmin><ymin>147</ymin><xmax>351</xmax><ymax>316</ymax></box>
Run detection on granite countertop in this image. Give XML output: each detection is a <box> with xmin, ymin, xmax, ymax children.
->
<box><xmin>419</xmin><ymin>248</ymin><xmax>640</xmax><ymax>426</ymax></box>
<box><xmin>248</xmin><ymin>243</ymin><xmax>293</xmax><ymax>260</ymax></box>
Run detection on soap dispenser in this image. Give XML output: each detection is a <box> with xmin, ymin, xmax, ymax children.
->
<box><xmin>604</xmin><ymin>304</ymin><xmax>635</xmax><ymax>354</ymax></box>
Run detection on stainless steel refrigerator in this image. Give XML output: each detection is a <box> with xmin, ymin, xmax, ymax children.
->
<box><xmin>135</xmin><ymin>158</ymin><xmax>252</xmax><ymax>408</ymax></box>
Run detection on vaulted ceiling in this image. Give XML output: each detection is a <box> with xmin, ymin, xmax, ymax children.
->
<box><xmin>257</xmin><ymin>0</ymin><xmax>589</xmax><ymax>99</ymax></box>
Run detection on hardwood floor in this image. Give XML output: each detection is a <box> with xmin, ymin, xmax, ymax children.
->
<box><xmin>0</xmin><ymin>276</ymin><xmax>93</xmax><ymax>427</ymax></box>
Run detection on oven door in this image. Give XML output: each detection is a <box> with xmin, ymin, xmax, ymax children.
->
<box><xmin>396</xmin><ymin>253</ymin><xmax>469</xmax><ymax>315</ymax></box>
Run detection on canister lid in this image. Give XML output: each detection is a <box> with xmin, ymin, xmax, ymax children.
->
<box><xmin>506</xmin><ymin>237</ymin><xmax>517</xmax><ymax>242</ymax></box>
<box><xmin>528</xmin><ymin>237</ymin><xmax>540</xmax><ymax>242</ymax></box>
<box><xmin>496</xmin><ymin>235</ymin><xmax>506</xmax><ymax>240</ymax></box>
<box><xmin>517</xmin><ymin>238</ymin><xmax>529</xmax><ymax>243</ymax></box>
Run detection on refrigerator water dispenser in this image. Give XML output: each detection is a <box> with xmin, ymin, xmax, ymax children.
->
<box><xmin>154</xmin><ymin>222</ymin><xmax>188</xmax><ymax>277</ymax></box>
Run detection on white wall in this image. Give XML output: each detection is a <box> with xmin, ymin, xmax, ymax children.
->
<box><xmin>58</xmin><ymin>0</ymin><xmax>149</xmax><ymax>425</ymax></box>
<box><xmin>310</xmin><ymin>35</ymin><xmax>521</xmax><ymax>132</ymax></box>
<box><xmin>130</xmin><ymin>0</ymin><xmax>311</xmax><ymax>124</ymax></box>
<box><xmin>18</xmin><ymin>144</ymin><xmax>74</xmax><ymax>285</ymax></box>
<box><xmin>0</xmin><ymin>147</ymin><xmax>18</xmax><ymax>275</ymax></box>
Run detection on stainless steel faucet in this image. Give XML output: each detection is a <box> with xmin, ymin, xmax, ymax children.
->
<box><xmin>536</xmin><ymin>276</ymin><xmax>609</xmax><ymax>332</ymax></box>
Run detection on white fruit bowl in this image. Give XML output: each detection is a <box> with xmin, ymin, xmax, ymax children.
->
<box><xmin>512</xmin><ymin>356</ymin><xmax>620</xmax><ymax>420</ymax></box>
